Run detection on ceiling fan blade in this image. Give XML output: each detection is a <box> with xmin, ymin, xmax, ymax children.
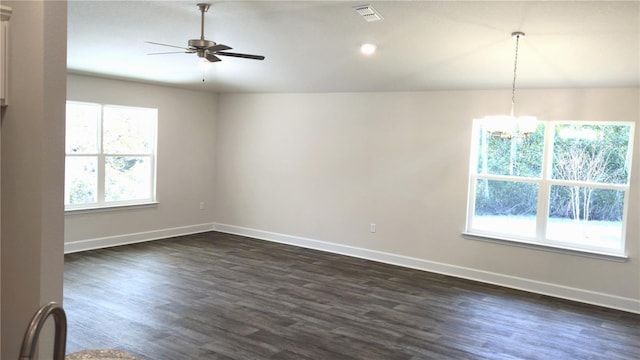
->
<box><xmin>216</xmin><ymin>52</ymin><xmax>265</xmax><ymax>60</ymax></box>
<box><xmin>145</xmin><ymin>41</ymin><xmax>190</xmax><ymax>51</ymax></box>
<box><xmin>206</xmin><ymin>44</ymin><xmax>232</xmax><ymax>52</ymax></box>
<box><xmin>147</xmin><ymin>51</ymin><xmax>193</xmax><ymax>55</ymax></box>
<box><xmin>205</xmin><ymin>53</ymin><xmax>222</xmax><ymax>62</ymax></box>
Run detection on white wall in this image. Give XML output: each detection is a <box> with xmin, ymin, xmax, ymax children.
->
<box><xmin>64</xmin><ymin>76</ymin><xmax>640</xmax><ymax>312</ymax></box>
<box><xmin>214</xmin><ymin>89</ymin><xmax>640</xmax><ymax>312</ymax></box>
<box><xmin>1</xmin><ymin>1</ymin><xmax>66</xmax><ymax>358</ymax></box>
<box><xmin>65</xmin><ymin>75</ymin><xmax>217</xmax><ymax>248</ymax></box>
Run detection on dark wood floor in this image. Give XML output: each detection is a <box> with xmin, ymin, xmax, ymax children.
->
<box><xmin>64</xmin><ymin>231</ymin><xmax>640</xmax><ymax>360</ymax></box>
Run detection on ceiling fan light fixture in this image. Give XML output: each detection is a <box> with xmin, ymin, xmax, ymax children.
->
<box><xmin>198</xmin><ymin>57</ymin><xmax>213</xmax><ymax>70</ymax></box>
<box><xmin>484</xmin><ymin>31</ymin><xmax>537</xmax><ymax>139</ymax></box>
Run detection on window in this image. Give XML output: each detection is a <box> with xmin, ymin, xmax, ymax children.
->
<box><xmin>466</xmin><ymin>120</ymin><xmax>634</xmax><ymax>256</ymax></box>
<box><xmin>65</xmin><ymin>101</ymin><xmax>157</xmax><ymax>210</ymax></box>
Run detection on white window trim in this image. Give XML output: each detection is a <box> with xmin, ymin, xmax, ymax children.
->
<box><xmin>64</xmin><ymin>101</ymin><xmax>158</xmax><ymax>211</ymax></box>
<box><xmin>465</xmin><ymin>120</ymin><xmax>634</xmax><ymax>258</ymax></box>
<box><xmin>65</xmin><ymin>201</ymin><xmax>159</xmax><ymax>215</ymax></box>
<box><xmin>462</xmin><ymin>232</ymin><xmax>629</xmax><ymax>262</ymax></box>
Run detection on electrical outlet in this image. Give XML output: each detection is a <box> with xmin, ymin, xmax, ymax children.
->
<box><xmin>199</xmin><ymin>202</ymin><xmax>205</xmax><ymax>210</ymax></box>
<box><xmin>370</xmin><ymin>223</ymin><xmax>376</xmax><ymax>233</ymax></box>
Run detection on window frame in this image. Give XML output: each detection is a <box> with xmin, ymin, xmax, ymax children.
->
<box><xmin>465</xmin><ymin>119</ymin><xmax>634</xmax><ymax>258</ymax></box>
<box><xmin>65</xmin><ymin>101</ymin><xmax>158</xmax><ymax>211</ymax></box>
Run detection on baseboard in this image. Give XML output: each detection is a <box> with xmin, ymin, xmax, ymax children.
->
<box><xmin>213</xmin><ymin>223</ymin><xmax>640</xmax><ymax>314</ymax></box>
<box><xmin>64</xmin><ymin>223</ymin><xmax>215</xmax><ymax>254</ymax></box>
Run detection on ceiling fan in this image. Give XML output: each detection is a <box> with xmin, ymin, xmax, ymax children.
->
<box><xmin>146</xmin><ymin>3</ymin><xmax>265</xmax><ymax>63</ymax></box>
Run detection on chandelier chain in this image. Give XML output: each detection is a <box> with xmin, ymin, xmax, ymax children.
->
<box><xmin>483</xmin><ymin>31</ymin><xmax>535</xmax><ymax>139</ymax></box>
<box><xmin>510</xmin><ymin>33</ymin><xmax>521</xmax><ymax>117</ymax></box>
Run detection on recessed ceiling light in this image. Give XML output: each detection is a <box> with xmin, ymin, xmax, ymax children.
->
<box><xmin>360</xmin><ymin>43</ymin><xmax>377</xmax><ymax>55</ymax></box>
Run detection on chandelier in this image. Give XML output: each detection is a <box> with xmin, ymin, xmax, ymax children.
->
<box><xmin>484</xmin><ymin>32</ymin><xmax>537</xmax><ymax>138</ymax></box>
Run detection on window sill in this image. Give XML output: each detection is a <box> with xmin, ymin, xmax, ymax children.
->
<box><xmin>462</xmin><ymin>232</ymin><xmax>628</xmax><ymax>262</ymax></box>
<box><xmin>65</xmin><ymin>202</ymin><xmax>159</xmax><ymax>215</ymax></box>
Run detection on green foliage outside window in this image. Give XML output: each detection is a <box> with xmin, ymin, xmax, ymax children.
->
<box><xmin>474</xmin><ymin>123</ymin><xmax>631</xmax><ymax>222</ymax></box>
<box><xmin>474</xmin><ymin>124</ymin><xmax>544</xmax><ymax>217</ymax></box>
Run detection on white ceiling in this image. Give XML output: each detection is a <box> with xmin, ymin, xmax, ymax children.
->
<box><xmin>67</xmin><ymin>0</ymin><xmax>640</xmax><ymax>93</ymax></box>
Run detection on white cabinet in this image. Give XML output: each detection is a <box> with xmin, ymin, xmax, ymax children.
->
<box><xmin>1</xmin><ymin>5</ymin><xmax>11</xmax><ymax>106</ymax></box>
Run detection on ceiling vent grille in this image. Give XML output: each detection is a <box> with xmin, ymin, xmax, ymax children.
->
<box><xmin>353</xmin><ymin>4</ymin><xmax>383</xmax><ymax>22</ymax></box>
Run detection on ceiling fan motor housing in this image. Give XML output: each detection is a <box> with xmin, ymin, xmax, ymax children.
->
<box><xmin>189</xmin><ymin>39</ymin><xmax>216</xmax><ymax>49</ymax></box>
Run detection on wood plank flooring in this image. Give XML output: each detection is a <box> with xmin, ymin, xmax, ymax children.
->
<box><xmin>64</xmin><ymin>231</ymin><xmax>640</xmax><ymax>360</ymax></box>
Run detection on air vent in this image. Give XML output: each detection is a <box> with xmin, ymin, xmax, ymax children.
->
<box><xmin>353</xmin><ymin>4</ymin><xmax>383</xmax><ymax>22</ymax></box>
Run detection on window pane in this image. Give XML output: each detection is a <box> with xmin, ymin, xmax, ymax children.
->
<box><xmin>547</xmin><ymin>185</ymin><xmax>624</xmax><ymax>250</ymax></box>
<box><xmin>105</xmin><ymin>156</ymin><xmax>152</xmax><ymax>202</ymax></box>
<box><xmin>552</xmin><ymin>124</ymin><xmax>631</xmax><ymax>185</ymax></box>
<box><xmin>65</xmin><ymin>157</ymin><xmax>98</xmax><ymax>205</ymax></box>
<box><xmin>103</xmin><ymin>106</ymin><xmax>156</xmax><ymax>154</ymax></box>
<box><xmin>472</xmin><ymin>180</ymin><xmax>538</xmax><ymax>237</ymax></box>
<box><xmin>475</xmin><ymin>122</ymin><xmax>544</xmax><ymax>177</ymax></box>
<box><xmin>66</xmin><ymin>102</ymin><xmax>99</xmax><ymax>154</ymax></box>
